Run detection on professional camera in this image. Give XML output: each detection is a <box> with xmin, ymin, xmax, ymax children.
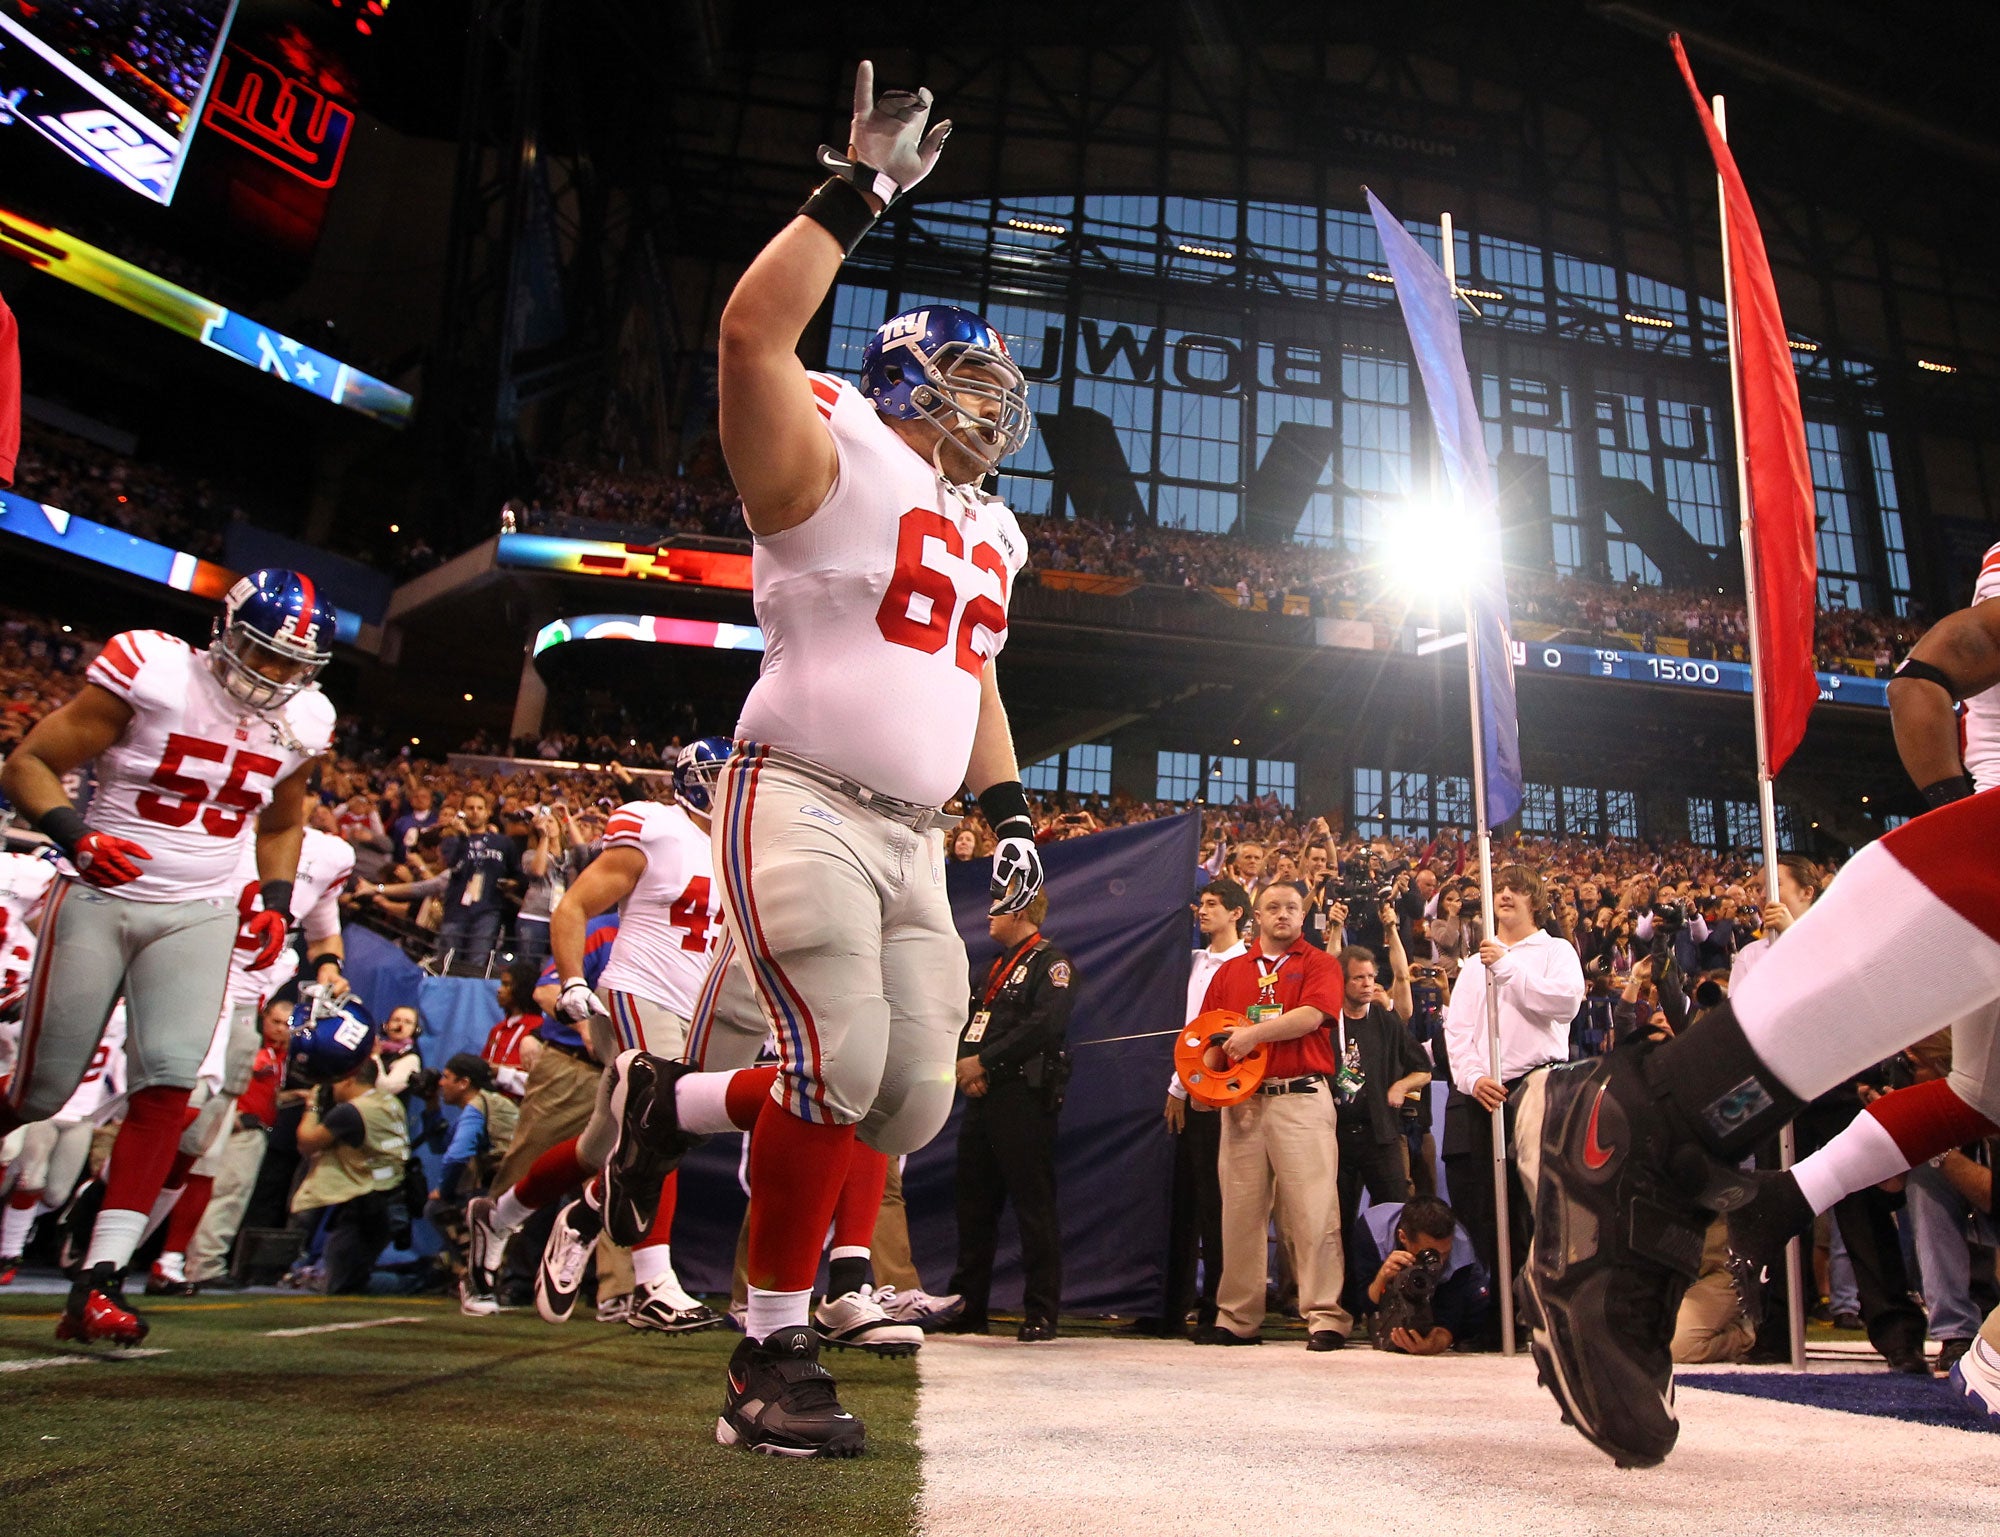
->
<box><xmin>409</xmin><ymin>1066</ymin><xmax>443</xmax><ymax>1099</ymax></box>
<box><xmin>1372</xmin><ymin>1246</ymin><xmax>1444</xmax><ymax>1349</ymax></box>
<box><xmin>1652</xmin><ymin>900</ymin><xmax>1690</xmax><ymax>930</ymax></box>
<box><xmin>1334</xmin><ymin>858</ymin><xmax>1377</xmax><ymax>910</ymax></box>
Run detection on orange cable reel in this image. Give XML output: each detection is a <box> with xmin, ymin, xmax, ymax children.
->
<box><xmin>1175</xmin><ymin>1009</ymin><xmax>1266</xmax><ymax>1108</ymax></box>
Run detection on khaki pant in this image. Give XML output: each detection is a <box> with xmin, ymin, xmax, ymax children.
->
<box><xmin>1217</xmin><ymin>1087</ymin><xmax>1352</xmax><ymax>1338</ymax></box>
<box><xmin>486</xmin><ymin>1044</ymin><xmax>634</xmax><ymax>1300</ymax></box>
<box><xmin>1671</xmin><ymin>1218</ymin><xmax>1756</xmax><ymax>1364</ymax></box>
<box><xmin>872</xmin><ymin>1156</ymin><xmax>920</xmax><ymax>1291</ymax></box>
<box><xmin>187</xmin><ymin>1125</ymin><xmax>269</xmax><ymax>1283</ymax></box>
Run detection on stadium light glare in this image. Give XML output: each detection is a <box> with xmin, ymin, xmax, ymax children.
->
<box><xmin>1384</xmin><ymin>496</ymin><xmax>1478</xmax><ymax>596</ymax></box>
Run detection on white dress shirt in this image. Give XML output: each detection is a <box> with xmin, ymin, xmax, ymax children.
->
<box><xmin>1443</xmin><ymin>928</ymin><xmax>1588</xmax><ymax>1095</ymax></box>
<box><xmin>1168</xmin><ymin>940</ymin><xmax>1247</xmax><ymax>1100</ymax></box>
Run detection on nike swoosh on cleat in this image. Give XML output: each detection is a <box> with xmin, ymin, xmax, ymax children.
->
<box><xmin>1582</xmin><ymin>1081</ymin><xmax>1616</xmax><ymax>1170</ymax></box>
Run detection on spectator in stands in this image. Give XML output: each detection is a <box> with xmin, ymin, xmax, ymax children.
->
<box><xmin>336</xmin><ymin>790</ymin><xmax>394</xmax><ymax>882</ymax></box>
<box><xmin>366</xmin><ymin>790</ymin><xmax>520</xmax><ymax>970</ymax></box>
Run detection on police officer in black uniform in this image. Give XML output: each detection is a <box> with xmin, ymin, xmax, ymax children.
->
<box><xmin>947</xmin><ymin>891</ymin><xmax>1077</xmax><ymax>1342</ymax></box>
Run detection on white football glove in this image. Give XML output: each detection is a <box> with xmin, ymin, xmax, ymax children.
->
<box><xmin>557</xmin><ymin>980</ymin><xmax>607</xmax><ymax>1025</ymax></box>
<box><xmin>989</xmin><ymin>832</ymin><xmax>1044</xmax><ymax>917</ymax></box>
<box><xmin>818</xmin><ymin>60</ymin><xmax>951</xmax><ymax>206</ymax></box>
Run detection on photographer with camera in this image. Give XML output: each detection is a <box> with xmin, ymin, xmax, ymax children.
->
<box><xmin>1441</xmin><ymin>863</ymin><xmax>1585</xmax><ymax>1348</ymax></box>
<box><xmin>289</xmin><ymin>1058</ymin><xmax>411</xmax><ymax>1294</ymax></box>
<box><xmin>1635</xmin><ymin>886</ymin><xmax>1708</xmax><ymax>981</ymax></box>
<box><xmin>419</xmin><ymin>1053</ymin><xmax>519</xmax><ymax>1274</ymax></box>
<box><xmin>1349</xmin><ymin>1195</ymin><xmax>1490</xmax><ymax>1355</ymax></box>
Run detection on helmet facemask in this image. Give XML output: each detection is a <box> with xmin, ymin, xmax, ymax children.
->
<box><xmin>906</xmin><ymin>341</ymin><xmax>1033</xmax><ymax>485</ymax></box>
<box><xmin>209</xmin><ymin>618</ymin><xmax>326</xmax><ymax>711</ymax></box>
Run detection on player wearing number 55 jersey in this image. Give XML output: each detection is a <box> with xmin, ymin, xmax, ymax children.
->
<box><xmin>603</xmin><ymin>63</ymin><xmax>1043</xmax><ymax>1457</ymax></box>
<box><xmin>0</xmin><ymin>570</ymin><xmax>335</xmax><ymax>1345</ymax></box>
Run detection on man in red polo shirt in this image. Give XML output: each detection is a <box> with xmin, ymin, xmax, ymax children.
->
<box><xmin>1197</xmin><ymin>881</ymin><xmax>1353</xmax><ymax>1349</ymax></box>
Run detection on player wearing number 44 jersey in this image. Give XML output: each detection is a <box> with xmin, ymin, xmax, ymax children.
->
<box><xmin>0</xmin><ymin>570</ymin><xmax>336</xmax><ymax>1346</ymax></box>
<box><xmin>602</xmin><ymin>62</ymin><xmax>1043</xmax><ymax>1458</ymax></box>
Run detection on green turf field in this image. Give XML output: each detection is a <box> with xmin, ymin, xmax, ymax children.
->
<box><xmin>0</xmin><ymin>1293</ymin><xmax>920</xmax><ymax>1537</ymax></box>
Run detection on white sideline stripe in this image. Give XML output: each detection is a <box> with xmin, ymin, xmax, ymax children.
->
<box><xmin>0</xmin><ymin>1349</ymin><xmax>170</xmax><ymax>1372</ymax></box>
<box><xmin>263</xmin><ymin>1316</ymin><xmax>424</xmax><ymax>1338</ymax></box>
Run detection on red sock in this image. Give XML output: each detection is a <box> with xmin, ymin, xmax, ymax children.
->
<box><xmin>746</xmin><ymin>1102</ymin><xmax>855</xmax><ymax>1293</ymax></box>
<box><xmin>163</xmin><ymin>1174</ymin><xmax>213</xmax><ymax>1252</ymax></box>
<box><xmin>1865</xmin><ymin>1077</ymin><xmax>2000</xmax><ymax>1163</ymax></box>
<box><xmin>633</xmin><ymin>1171</ymin><xmax>678</xmax><ymax>1250</ymax></box>
<box><xmin>831</xmin><ymin>1143</ymin><xmax>888</xmax><ymax>1251</ymax></box>
<box><xmin>512</xmin><ymin>1136</ymin><xmax>587</xmax><ymax>1210</ymax></box>
<box><xmin>724</xmin><ymin>1066</ymin><xmax>781</xmax><ymax>1130</ymax></box>
<box><xmin>100</xmin><ymin>1086</ymin><xmax>193</xmax><ymax>1215</ymax></box>
<box><xmin>7</xmin><ymin>1188</ymin><xmax>38</xmax><ymax>1211</ymax></box>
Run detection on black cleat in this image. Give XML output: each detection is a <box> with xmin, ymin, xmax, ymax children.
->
<box><xmin>601</xmin><ymin>1051</ymin><xmax>705</xmax><ymax>1248</ymax></box>
<box><xmin>717</xmin><ymin>1326</ymin><xmax>866</xmax><ymax>1458</ymax></box>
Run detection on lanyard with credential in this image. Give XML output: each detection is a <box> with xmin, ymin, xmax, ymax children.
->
<box><xmin>982</xmin><ymin>934</ymin><xmax>1042</xmax><ymax>1008</ymax></box>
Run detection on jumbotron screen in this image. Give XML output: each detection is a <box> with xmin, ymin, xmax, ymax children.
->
<box><xmin>0</xmin><ymin>0</ymin><xmax>240</xmax><ymax>204</ymax></box>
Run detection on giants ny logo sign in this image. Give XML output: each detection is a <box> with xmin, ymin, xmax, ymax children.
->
<box><xmin>202</xmin><ymin>47</ymin><xmax>354</xmax><ymax>189</ymax></box>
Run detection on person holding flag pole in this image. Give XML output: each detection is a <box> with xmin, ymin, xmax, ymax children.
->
<box><xmin>1365</xmin><ymin>194</ymin><xmax>1583</xmax><ymax>1358</ymax></box>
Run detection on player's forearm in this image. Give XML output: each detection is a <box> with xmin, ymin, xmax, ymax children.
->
<box><xmin>963</xmin><ymin>665</ymin><xmax>1020</xmax><ymax>796</ymax></box>
<box><xmin>0</xmin><ymin>745</ymin><xmax>70</xmax><ymax>822</ymax></box>
<box><xmin>255</xmin><ymin>824</ymin><xmax>306</xmax><ymax>888</ymax></box>
<box><xmin>548</xmin><ymin>892</ymin><xmax>590</xmax><ymax>981</ymax></box>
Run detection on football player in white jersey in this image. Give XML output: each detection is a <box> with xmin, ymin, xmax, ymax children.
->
<box><xmin>600</xmin><ymin>64</ymin><xmax>1043</xmax><ymax>1457</ymax></box>
<box><xmin>0</xmin><ymin>570</ymin><xmax>337</xmax><ymax>1343</ymax></box>
<box><xmin>464</xmin><ymin>741</ymin><xmax>729</xmax><ymax>1331</ymax></box>
<box><xmin>146</xmin><ymin>819</ymin><xmax>354</xmax><ymax>1295</ymax></box>
<box><xmin>0</xmin><ymin>1008</ymin><xmax>123</xmax><ymax>1283</ymax></box>
<box><xmin>0</xmin><ymin>850</ymin><xmax>56</xmax><ymax>1023</ymax></box>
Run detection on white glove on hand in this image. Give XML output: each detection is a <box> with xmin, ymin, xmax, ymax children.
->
<box><xmin>557</xmin><ymin>980</ymin><xmax>606</xmax><ymax>1025</ymax></box>
<box><xmin>818</xmin><ymin>60</ymin><xmax>951</xmax><ymax>205</ymax></box>
<box><xmin>989</xmin><ymin>833</ymin><xmax>1044</xmax><ymax>916</ymax></box>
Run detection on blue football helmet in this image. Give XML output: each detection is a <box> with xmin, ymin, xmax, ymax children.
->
<box><xmin>287</xmin><ymin>990</ymin><xmax>378</xmax><ymax>1085</ymax></box>
<box><xmin>858</xmin><ymin>305</ymin><xmax>1033</xmax><ymax>478</ymax></box>
<box><xmin>674</xmin><ymin>736</ymin><xmax>733</xmax><ymax>813</ymax></box>
<box><xmin>210</xmin><ymin>569</ymin><xmax>336</xmax><ymax>711</ymax></box>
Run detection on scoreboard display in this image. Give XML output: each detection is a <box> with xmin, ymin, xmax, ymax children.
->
<box><xmin>1512</xmin><ymin>639</ymin><xmax>1890</xmax><ymax>711</ymax></box>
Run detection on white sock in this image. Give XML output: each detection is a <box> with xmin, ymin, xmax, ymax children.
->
<box><xmin>1734</xmin><ymin>835</ymin><xmax>2000</xmax><ymax>1100</ymax></box>
<box><xmin>0</xmin><ymin>1198</ymin><xmax>39</xmax><ymax>1257</ymax></box>
<box><xmin>140</xmin><ymin>1184</ymin><xmax>184</xmax><ymax>1246</ymax></box>
<box><xmin>84</xmin><ymin>1208</ymin><xmax>148</xmax><ymax>1272</ymax></box>
<box><xmin>675</xmin><ymin>1070</ymin><xmax>746</xmax><ymax>1135</ymax></box>
<box><xmin>492</xmin><ymin>1188</ymin><xmax>532</xmax><ymax>1233</ymax></box>
<box><xmin>155</xmin><ymin>1251</ymin><xmax>185</xmax><ymax>1282</ymax></box>
<box><xmin>1792</xmin><ymin>1112</ymin><xmax>1908</xmax><ymax>1215</ymax></box>
<box><xmin>745</xmin><ymin>1285</ymin><xmax>812</xmax><ymax>1342</ymax></box>
<box><xmin>633</xmin><ymin>1244</ymin><xmax>675</xmax><ymax>1289</ymax></box>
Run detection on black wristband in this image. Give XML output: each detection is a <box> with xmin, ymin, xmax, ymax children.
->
<box><xmin>1920</xmin><ymin>775</ymin><xmax>1975</xmax><ymax>810</ymax></box>
<box><xmin>310</xmin><ymin>951</ymin><xmax>343</xmax><ymax>976</ymax></box>
<box><xmin>259</xmin><ymin>880</ymin><xmax>295</xmax><ymax>917</ymax></box>
<box><xmin>798</xmin><ymin>176</ymin><xmax>878</xmax><ymax>256</ymax></box>
<box><xmin>977</xmin><ymin>780</ymin><xmax>1034</xmax><ymax>838</ymax></box>
<box><xmin>1891</xmin><ymin>657</ymin><xmax>1962</xmax><ymax>700</ymax></box>
<box><xmin>35</xmin><ymin>805</ymin><xmax>87</xmax><ymax>856</ymax></box>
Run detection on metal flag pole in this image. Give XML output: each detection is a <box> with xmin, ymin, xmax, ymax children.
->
<box><xmin>1444</xmin><ymin>211</ymin><xmax>1515</xmax><ymax>1358</ymax></box>
<box><xmin>1713</xmin><ymin>94</ymin><xmax>1808</xmax><ymax>1372</ymax></box>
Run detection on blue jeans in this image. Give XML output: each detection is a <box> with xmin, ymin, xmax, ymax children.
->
<box><xmin>434</xmin><ymin>909</ymin><xmax>502</xmax><ymax>971</ymax></box>
<box><xmin>1905</xmin><ymin>1161</ymin><xmax>1992</xmax><ymax>1342</ymax></box>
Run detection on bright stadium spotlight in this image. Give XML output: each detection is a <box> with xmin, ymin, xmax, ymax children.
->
<box><xmin>1383</xmin><ymin>496</ymin><xmax>1479</xmax><ymax>597</ymax></box>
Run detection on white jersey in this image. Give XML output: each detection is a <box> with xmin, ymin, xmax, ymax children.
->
<box><xmin>595</xmin><ymin>801</ymin><xmax>720</xmax><ymax>1016</ymax></box>
<box><xmin>0</xmin><ymin>852</ymin><xmax>55</xmax><ymax>1012</ymax></box>
<box><xmin>55</xmin><ymin>1004</ymin><xmax>125</xmax><ymax>1123</ymax></box>
<box><xmin>82</xmin><ymin>631</ymin><xmax>335</xmax><ymax>904</ymax></box>
<box><xmin>734</xmin><ymin>371</ymin><xmax>1028</xmax><ymax>807</ymax></box>
<box><xmin>219</xmin><ymin>825</ymin><xmax>355</xmax><ymax>1011</ymax></box>
<box><xmin>1964</xmin><ymin>541</ymin><xmax>2000</xmax><ymax>794</ymax></box>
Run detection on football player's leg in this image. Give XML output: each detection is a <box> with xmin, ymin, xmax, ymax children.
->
<box><xmin>862</xmin><ymin>869</ymin><xmax>969</xmax><ymax>1159</ymax></box>
<box><xmin>3</xmin><ymin>881</ymin><xmax>126</xmax><ymax>1131</ymax></box>
<box><xmin>86</xmin><ymin>901</ymin><xmax>234</xmax><ymax>1276</ymax></box>
<box><xmin>1</xmin><ymin>1122</ymin><xmax>59</xmax><ymax>1258</ymax></box>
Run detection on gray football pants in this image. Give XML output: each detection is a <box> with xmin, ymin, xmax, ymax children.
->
<box><xmin>6</xmin><ymin>880</ymin><xmax>235</xmax><ymax>1124</ymax></box>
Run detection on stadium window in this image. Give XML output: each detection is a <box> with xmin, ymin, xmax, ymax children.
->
<box><xmin>1807</xmin><ymin>420</ymin><xmax>1868</xmax><ymax>612</ymax></box>
<box><xmin>1687</xmin><ymin>797</ymin><xmax>1718</xmax><ymax>848</ymax></box>
<box><xmin>1867</xmin><ymin>429</ymin><xmax>1912</xmax><ymax>615</ymax></box>
<box><xmin>1724</xmin><ymin>799</ymin><xmax>1761</xmax><ymax>850</ymax></box>
<box><xmin>1066</xmin><ymin>742</ymin><xmax>1112</xmax><ymax>798</ymax></box>
<box><xmin>1774</xmin><ymin>803</ymin><xmax>1800</xmax><ymax>852</ymax></box>
<box><xmin>1604</xmin><ymin>789</ymin><xmax>1640</xmax><ymax>840</ymax></box>
<box><xmin>1478</xmin><ymin>362</ymin><xmax>1581</xmax><ymax>574</ymax></box>
<box><xmin>1562</xmin><ymin>786</ymin><xmax>1602</xmax><ymax>839</ymax></box>
<box><xmin>1433</xmin><ymin>775</ymin><xmax>1472</xmax><ymax>831</ymax></box>
<box><xmin>1256</xmin><ymin>387</ymin><xmax>1338</xmax><ymax>544</ymax></box>
<box><xmin>1022</xmin><ymin>754</ymin><xmax>1061</xmax><ymax>793</ymax></box>
<box><xmin>1521</xmin><ymin>782</ymin><xmax>1559</xmax><ymax>834</ymax></box>
<box><xmin>1157</xmin><ymin>751</ymin><xmax>1204</xmax><ymax>803</ymax></box>
<box><xmin>1882</xmin><ymin>814</ymin><xmax>1911</xmax><ymax>832</ymax></box>
<box><xmin>1340</xmin><ymin>347</ymin><xmax>1412</xmax><ymax>548</ymax></box>
<box><xmin>1211</xmin><ymin>756</ymin><xmax>1249</xmax><ymax>804</ymax></box>
<box><xmin>1255</xmin><ymin>759</ymin><xmax>1296</xmax><ymax>808</ymax></box>
<box><xmin>827</xmin><ymin>285</ymin><xmax>889</xmax><ymax>375</ymax></box>
<box><xmin>1388</xmin><ymin>771</ymin><xmax>1430</xmax><ymax>840</ymax></box>
<box><xmin>1351</xmin><ymin>767</ymin><xmax>1386</xmax><ymax>838</ymax></box>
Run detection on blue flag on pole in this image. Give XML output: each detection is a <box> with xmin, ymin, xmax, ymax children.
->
<box><xmin>1365</xmin><ymin>190</ymin><xmax>1523</xmax><ymax>828</ymax></box>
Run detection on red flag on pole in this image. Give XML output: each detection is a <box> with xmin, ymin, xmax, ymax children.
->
<box><xmin>1672</xmin><ymin>36</ymin><xmax>1818</xmax><ymax>775</ymax></box>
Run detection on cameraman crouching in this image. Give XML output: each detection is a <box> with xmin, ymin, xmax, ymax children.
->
<box><xmin>1350</xmin><ymin>1195</ymin><xmax>1490</xmax><ymax>1355</ymax></box>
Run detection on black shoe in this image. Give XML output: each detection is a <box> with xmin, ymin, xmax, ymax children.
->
<box><xmin>1724</xmin><ymin>1171</ymin><xmax>1814</xmax><ymax>1270</ymax></box>
<box><xmin>1306</xmin><ymin>1330</ymin><xmax>1346</xmax><ymax>1352</ymax></box>
<box><xmin>1936</xmin><ymin>1338</ymin><xmax>1973</xmax><ymax>1378</ymax></box>
<box><xmin>1832</xmin><ymin>1311</ymin><xmax>1865</xmax><ymax>1332</ymax></box>
<box><xmin>602</xmin><ymin>1050</ymin><xmax>705</xmax><ymax>1248</ymax></box>
<box><xmin>1016</xmin><ymin>1319</ymin><xmax>1058</xmax><ymax>1343</ymax></box>
<box><xmin>1519</xmin><ymin>1007</ymin><xmax>1801</xmax><ymax>1470</ymax></box>
<box><xmin>1192</xmin><ymin>1325</ymin><xmax>1262</xmax><ymax>1345</ymax></box>
<box><xmin>938</xmin><ymin>1316</ymin><xmax>990</xmax><ymax>1336</ymax></box>
<box><xmin>716</xmin><ymin>1326</ymin><xmax>865</xmax><ymax>1458</ymax></box>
